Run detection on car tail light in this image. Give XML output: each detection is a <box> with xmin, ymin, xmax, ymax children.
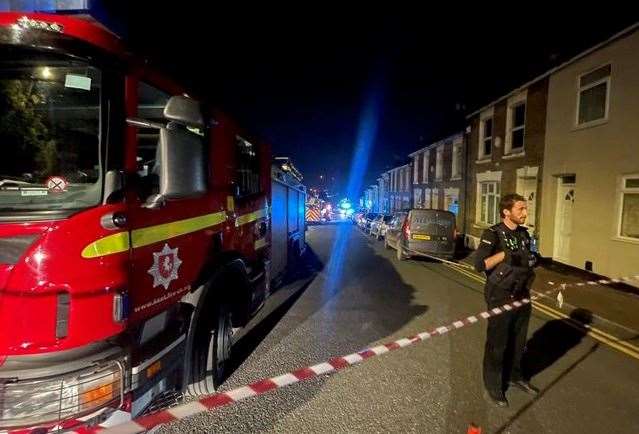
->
<box><xmin>402</xmin><ymin>219</ymin><xmax>410</xmax><ymax>239</ymax></box>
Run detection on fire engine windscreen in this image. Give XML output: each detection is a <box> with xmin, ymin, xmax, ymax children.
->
<box><xmin>0</xmin><ymin>47</ymin><xmax>102</xmax><ymax>211</ymax></box>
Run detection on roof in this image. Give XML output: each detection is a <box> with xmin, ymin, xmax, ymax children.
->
<box><xmin>466</xmin><ymin>21</ymin><xmax>639</xmax><ymax>119</ymax></box>
<box><xmin>408</xmin><ymin>132</ymin><xmax>464</xmax><ymax>157</ymax></box>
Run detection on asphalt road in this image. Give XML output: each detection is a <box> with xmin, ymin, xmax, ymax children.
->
<box><xmin>158</xmin><ymin>224</ymin><xmax>639</xmax><ymax>433</ymax></box>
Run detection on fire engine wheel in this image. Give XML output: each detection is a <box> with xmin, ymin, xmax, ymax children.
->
<box><xmin>187</xmin><ymin>303</ymin><xmax>233</xmax><ymax>396</ymax></box>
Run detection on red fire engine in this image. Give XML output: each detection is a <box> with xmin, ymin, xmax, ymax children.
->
<box><xmin>0</xmin><ymin>11</ymin><xmax>305</xmax><ymax>431</ymax></box>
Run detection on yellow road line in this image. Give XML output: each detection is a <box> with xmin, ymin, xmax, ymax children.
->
<box><xmin>444</xmin><ymin>262</ymin><xmax>485</xmax><ymax>283</ymax></box>
<box><xmin>442</xmin><ymin>262</ymin><xmax>639</xmax><ymax>361</ymax></box>
<box><xmin>532</xmin><ymin>301</ymin><xmax>639</xmax><ymax>360</ymax></box>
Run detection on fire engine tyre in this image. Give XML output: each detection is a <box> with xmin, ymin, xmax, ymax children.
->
<box><xmin>187</xmin><ymin>302</ymin><xmax>233</xmax><ymax>396</ymax></box>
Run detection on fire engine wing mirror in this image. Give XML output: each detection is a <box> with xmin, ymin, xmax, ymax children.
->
<box><xmin>143</xmin><ymin>127</ymin><xmax>206</xmax><ymax>208</ymax></box>
<box><xmin>163</xmin><ymin>95</ymin><xmax>205</xmax><ymax>128</ymax></box>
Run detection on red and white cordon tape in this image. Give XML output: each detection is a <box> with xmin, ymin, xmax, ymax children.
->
<box><xmin>12</xmin><ymin>273</ymin><xmax>639</xmax><ymax>434</ymax></box>
<box><xmin>76</xmin><ymin>275</ymin><xmax>639</xmax><ymax>434</ymax></box>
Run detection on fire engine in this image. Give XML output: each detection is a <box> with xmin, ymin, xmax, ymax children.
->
<box><xmin>0</xmin><ymin>10</ymin><xmax>306</xmax><ymax>431</ymax></box>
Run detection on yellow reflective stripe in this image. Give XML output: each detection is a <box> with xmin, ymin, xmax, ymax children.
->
<box><xmin>81</xmin><ymin>232</ymin><xmax>130</xmax><ymax>259</ymax></box>
<box><xmin>81</xmin><ymin>211</ymin><xmax>227</xmax><ymax>259</ymax></box>
<box><xmin>255</xmin><ymin>238</ymin><xmax>268</xmax><ymax>249</ymax></box>
<box><xmin>131</xmin><ymin>211</ymin><xmax>227</xmax><ymax>248</ymax></box>
<box><xmin>235</xmin><ymin>208</ymin><xmax>267</xmax><ymax>227</ymax></box>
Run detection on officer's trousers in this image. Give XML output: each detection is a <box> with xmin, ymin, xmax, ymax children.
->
<box><xmin>483</xmin><ymin>291</ymin><xmax>532</xmax><ymax>397</ymax></box>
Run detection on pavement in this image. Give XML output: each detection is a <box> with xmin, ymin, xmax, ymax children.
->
<box><xmin>458</xmin><ymin>251</ymin><xmax>639</xmax><ymax>344</ymax></box>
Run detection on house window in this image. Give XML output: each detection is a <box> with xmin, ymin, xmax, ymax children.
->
<box><xmin>413</xmin><ymin>156</ymin><xmax>419</xmax><ymax>184</ymax></box>
<box><xmin>403</xmin><ymin>195</ymin><xmax>410</xmax><ymax>210</ymax></box>
<box><xmin>444</xmin><ymin>188</ymin><xmax>459</xmax><ymax>215</ymax></box>
<box><xmin>619</xmin><ymin>175</ymin><xmax>639</xmax><ymax>240</ymax></box>
<box><xmin>479</xmin><ymin>181</ymin><xmax>500</xmax><ymax>225</ymax></box>
<box><xmin>422</xmin><ymin>151</ymin><xmax>429</xmax><ymax>183</ymax></box>
<box><xmin>451</xmin><ymin>142</ymin><xmax>462</xmax><ymax>179</ymax></box>
<box><xmin>423</xmin><ymin>188</ymin><xmax>431</xmax><ymax>209</ymax></box>
<box><xmin>479</xmin><ymin>118</ymin><xmax>493</xmax><ymax>159</ymax></box>
<box><xmin>436</xmin><ymin>147</ymin><xmax>443</xmax><ymax>181</ymax></box>
<box><xmin>509</xmin><ymin>102</ymin><xmax>526</xmax><ymax>152</ymax></box>
<box><xmin>414</xmin><ymin>188</ymin><xmax>423</xmax><ymax>208</ymax></box>
<box><xmin>432</xmin><ymin>189</ymin><xmax>440</xmax><ymax>210</ymax></box>
<box><xmin>578</xmin><ymin>64</ymin><xmax>611</xmax><ymax>125</ymax></box>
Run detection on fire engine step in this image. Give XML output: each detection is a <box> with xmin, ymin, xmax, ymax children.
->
<box><xmin>141</xmin><ymin>390</ymin><xmax>185</xmax><ymax>416</ymax></box>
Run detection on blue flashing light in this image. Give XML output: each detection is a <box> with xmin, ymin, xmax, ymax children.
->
<box><xmin>0</xmin><ymin>0</ymin><xmax>90</xmax><ymax>12</ymax></box>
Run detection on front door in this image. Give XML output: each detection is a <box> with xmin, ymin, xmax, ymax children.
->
<box><xmin>553</xmin><ymin>178</ymin><xmax>575</xmax><ymax>263</ymax></box>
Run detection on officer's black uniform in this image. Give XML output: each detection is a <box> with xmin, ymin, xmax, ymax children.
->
<box><xmin>474</xmin><ymin>223</ymin><xmax>537</xmax><ymax>400</ymax></box>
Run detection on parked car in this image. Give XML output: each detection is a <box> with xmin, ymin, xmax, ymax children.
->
<box><xmin>356</xmin><ymin>212</ymin><xmax>369</xmax><ymax>229</ymax></box>
<box><xmin>370</xmin><ymin>214</ymin><xmax>394</xmax><ymax>240</ymax></box>
<box><xmin>352</xmin><ymin>210</ymin><xmax>366</xmax><ymax>225</ymax></box>
<box><xmin>385</xmin><ymin>209</ymin><xmax>456</xmax><ymax>260</ymax></box>
<box><xmin>363</xmin><ymin>212</ymin><xmax>380</xmax><ymax>233</ymax></box>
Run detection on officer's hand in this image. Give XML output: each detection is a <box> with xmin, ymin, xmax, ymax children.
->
<box><xmin>527</xmin><ymin>251</ymin><xmax>539</xmax><ymax>268</ymax></box>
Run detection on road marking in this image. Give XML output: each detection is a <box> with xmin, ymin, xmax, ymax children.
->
<box><xmin>531</xmin><ymin>301</ymin><xmax>639</xmax><ymax>360</ymax></box>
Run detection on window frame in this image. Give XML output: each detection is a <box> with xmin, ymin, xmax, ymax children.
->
<box><xmin>576</xmin><ymin>63</ymin><xmax>611</xmax><ymax>127</ymax></box>
<box><xmin>616</xmin><ymin>174</ymin><xmax>639</xmax><ymax>242</ymax></box>
<box><xmin>479</xmin><ymin>181</ymin><xmax>500</xmax><ymax>225</ymax></box>
<box><xmin>479</xmin><ymin>117</ymin><xmax>493</xmax><ymax>160</ymax></box>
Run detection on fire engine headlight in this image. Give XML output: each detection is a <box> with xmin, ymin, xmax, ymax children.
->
<box><xmin>0</xmin><ymin>360</ymin><xmax>123</xmax><ymax>429</ymax></box>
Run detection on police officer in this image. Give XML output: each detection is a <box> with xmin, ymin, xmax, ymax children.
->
<box><xmin>474</xmin><ymin>193</ymin><xmax>540</xmax><ymax>407</ymax></box>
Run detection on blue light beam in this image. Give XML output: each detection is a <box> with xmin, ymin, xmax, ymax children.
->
<box><xmin>324</xmin><ymin>89</ymin><xmax>383</xmax><ymax>296</ymax></box>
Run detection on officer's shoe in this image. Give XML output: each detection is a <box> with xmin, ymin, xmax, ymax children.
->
<box><xmin>485</xmin><ymin>391</ymin><xmax>509</xmax><ymax>407</ymax></box>
<box><xmin>509</xmin><ymin>379</ymin><xmax>540</xmax><ymax>396</ymax></box>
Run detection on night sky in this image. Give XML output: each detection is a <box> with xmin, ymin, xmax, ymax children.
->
<box><xmin>104</xmin><ymin>4</ymin><xmax>637</xmax><ymax>198</ymax></box>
